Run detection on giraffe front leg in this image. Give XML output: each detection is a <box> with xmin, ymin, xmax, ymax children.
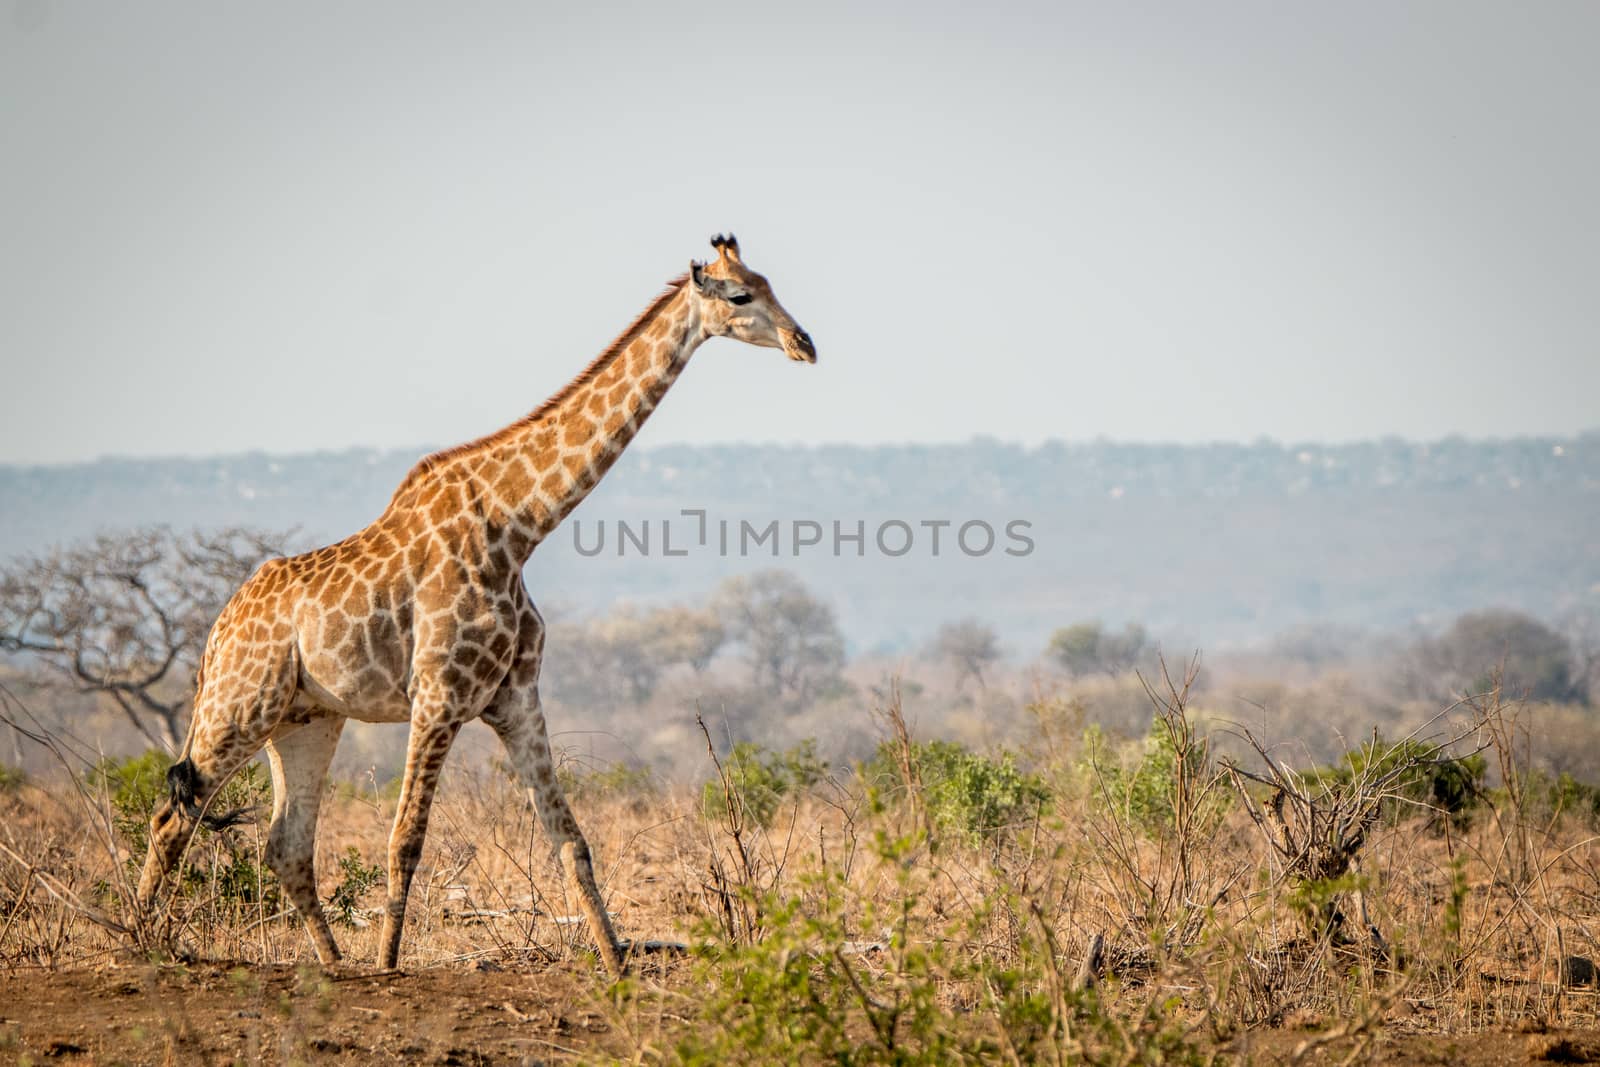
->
<box><xmin>483</xmin><ymin>691</ymin><xmax>626</xmax><ymax>979</ymax></box>
<box><xmin>377</xmin><ymin>717</ymin><xmax>461</xmax><ymax>971</ymax></box>
<box><xmin>139</xmin><ymin>639</ymin><xmax>298</xmax><ymax>919</ymax></box>
<box><xmin>264</xmin><ymin>715</ymin><xmax>345</xmax><ymax>966</ymax></box>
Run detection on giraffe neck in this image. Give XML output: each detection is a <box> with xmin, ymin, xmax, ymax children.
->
<box><xmin>432</xmin><ymin>280</ymin><xmax>706</xmax><ymax>562</ymax></box>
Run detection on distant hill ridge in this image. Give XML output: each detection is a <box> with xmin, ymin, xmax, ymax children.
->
<box><xmin>3</xmin><ymin>435</ymin><xmax>1597</xmax><ymax>651</ymax></box>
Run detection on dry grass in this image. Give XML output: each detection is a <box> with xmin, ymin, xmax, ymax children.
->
<box><xmin>2</xmin><ymin>681</ymin><xmax>1599</xmax><ymax>1064</ymax></box>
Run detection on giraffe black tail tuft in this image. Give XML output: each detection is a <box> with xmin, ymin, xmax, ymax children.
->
<box><xmin>165</xmin><ymin>758</ymin><xmax>253</xmax><ymax>832</ymax></box>
<box><xmin>199</xmin><ymin>808</ymin><xmax>253</xmax><ymax>832</ymax></box>
<box><xmin>165</xmin><ymin>757</ymin><xmax>200</xmax><ymax>809</ymax></box>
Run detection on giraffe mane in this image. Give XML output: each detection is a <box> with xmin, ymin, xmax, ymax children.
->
<box><xmin>386</xmin><ymin>271</ymin><xmax>692</xmax><ymax>507</ymax></box>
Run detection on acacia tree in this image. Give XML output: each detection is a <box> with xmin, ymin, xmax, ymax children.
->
<box><xmin>0</xmin><ymin>526</ymin><xmax>291</xmax><ymax>750</ymax></box>
<box><xmin>645</xmin><ymin>604</ymin><xmax>727</xmax><ymax>675</ymax></box>
<box><xmin>1047</xmin><ymin>620</ymin><xmax>1151</xmax><ymax>676</ymax></box>
<box><xmin>545</xmin><ymin>603</ymin><xmax>726</xmax><ymax>708</ymax></box>
<box><xmin>715</xmin><ymin>570</ymin><xmax>847</xmax><ymax>707</ymax></box>
<box><xmin>1398</xmin><ymin>609</ymin><xmax>1577</xmax><ymax>704</ymax></box>
<box><xmin>931</xmin><ymin>618</ymin><xmax>1001</xmax><ymax>690</ymax></box>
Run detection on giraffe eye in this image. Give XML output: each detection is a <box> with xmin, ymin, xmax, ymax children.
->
<box><xmin>728</xmin><ymin>292</ymin><xmax>753</xmax><ymax>306</ymax></box>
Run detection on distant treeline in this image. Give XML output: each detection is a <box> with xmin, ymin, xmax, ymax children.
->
<box><xmin>2</xmin><ymin>435</ymin><xmax>1597</xmax><ymax>650</ymax></box>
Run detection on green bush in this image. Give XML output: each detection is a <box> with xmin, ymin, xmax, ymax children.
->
<box><xmin>864</xmin><ymin>739</ymin><xmax>1049</xmax><ymax>845</ymax></box>
<box><xmin>326</xmin><ymin>846</ymin><xmax>384</xmax><ymax>927</ymax></box>
<box><xmin>0</xmin><ymin>762</ymin><xmax>28</xmax><ymax>793</ymax></box>
<box><xmin>560</xmin><ymin>760</ymin><xmax>659</xmax><ymax>800</ymax></box>
<box><xmin>676</xmin><ymin>873</ymin><xmax>972</xmax><ymax>1066</ymax></box>
<box><xmin>1497</xmin><ymin>769</ymin><xmax>1600</xmax><ymax>827</ymax></box>
<box><xmin>1077</xmin><ymin>721</ymin><xmax>1221</xmax><ymax>834</ymax></box>
<box><xmin>702</xmin><ymin>740</ymin><xmax>828</xmax><ymax>829</ymax></box>
<box><xmin>90</xmin><ymin>749</ymin><xmax>172</xmax><ymax>854</ymax></box>
<box><xmin>91</xmin><ymin>750</ymin><xmax>278</xmax><ymax>909</ymax></box>
<box><xmin>675</xmin><ymin>834</ymin><xmax>1210</xmax><ymax>1066</ymax></box>
<box><xmin>1302</xmin><ymin>738</ymin><xmax>1485</xmax><ymax>826</ymax></box>
<box><xmin>1544</xmin><ymin>772</ymin><xmax>1600</xmax><ymax>824</ymax></box>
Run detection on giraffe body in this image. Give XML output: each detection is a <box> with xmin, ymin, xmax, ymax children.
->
<box><xmin>136</xmin><ymin>236</ymin><xmax>813</xmax><ymax>974</ymax></box>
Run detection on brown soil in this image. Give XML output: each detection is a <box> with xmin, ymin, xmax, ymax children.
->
<box><xmin>3</xmin><ymin>962</ymin><xmax>1598</xmax><ymax>1066</ymax></box>
<box><xmin>0</xmin><ymin>959</ymin><xmax>640</xmax><ymax>1065</ymax></box>
<box><xmin>1225</xmin><ymin>1024</ymin><xmax>1600</xmax><ymax>1066</ymax></box>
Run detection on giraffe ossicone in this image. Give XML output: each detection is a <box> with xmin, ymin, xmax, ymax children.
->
<box><xmin>135</xmin><ymin>235</ymin><xmax>814</xmax><ymax>976</ymax></box>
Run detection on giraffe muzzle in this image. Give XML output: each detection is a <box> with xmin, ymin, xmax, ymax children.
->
<box><xmin>787</xmin><ymin>329</ymin><xmax>817</xmax><ymax>364</ymax></box>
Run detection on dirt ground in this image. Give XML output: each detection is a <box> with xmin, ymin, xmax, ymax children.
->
<box><xmin>3</xmin><ymin>961</ymin><xmax>1599</xmax><ymax>1066</ymax></box>
<box><xmin>0</xmin><ymin>959</ymin><xmax>638</xmax><ymax>1066</ymax></box>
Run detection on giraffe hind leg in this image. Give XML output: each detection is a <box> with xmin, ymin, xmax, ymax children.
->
<box><xmin>484</xmin><ymin>692</ymin><xmax>626</xmax><ymax>979</ymax></box>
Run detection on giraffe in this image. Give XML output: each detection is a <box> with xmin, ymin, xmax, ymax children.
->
<box><xmin>135</xmin><ymin>235</ymin><xmax>815</xmax><ymax>976</ymax></box>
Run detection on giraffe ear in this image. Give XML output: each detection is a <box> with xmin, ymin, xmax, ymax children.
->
<box><xmin>691</xmin><ymin>260</ymin><xmax>734</xmax><ymax>299</ymax></box>
<box><xmin>710</xmin><ymin>233</ymin><xmax>741</xmax><ymax>264</ymax></box>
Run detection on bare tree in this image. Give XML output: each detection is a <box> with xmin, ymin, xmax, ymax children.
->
<box><xmin>930</xmin><ymin>617</ymin><xmax>1000</xmax><ymax>690</ymax></box>
<box><xmin>1223</xmin><ymin>705</ymin><xmax>1485</xmax><ymax>951</ymax></box>
<box><xmin>0</xmin><ymin>526</ymin><xmax>292</xmax><ymax>750</ymax></box>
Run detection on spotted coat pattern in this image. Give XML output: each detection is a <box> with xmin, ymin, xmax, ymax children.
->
<box><xmin>135</xmin><ymin>236</ymin><xmax>814</xmax><ymax>975</ymax></box>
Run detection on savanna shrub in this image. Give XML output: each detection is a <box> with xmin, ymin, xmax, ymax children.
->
<box><xmin>91</xmin><ymin>750</ymin><xmax>278</xmax><ymax>908</ymax></box>
<box><xmin>1303</xmin><ymin>737</ymin><xmax>1485</xmax><ymax>826</ymax></box>
<box><xmin>702</xmin><ymin>739</ymin><xmax>828</xmax><ymax>828</ymax></box>
<box><xmin>326</xmin><ymin>846</ymin><xmax>384</xmax><ymax>927</ymax></box>
<box><xmin>560</xmin><ymin>759</ymin><xmax>658</xmax><ymax>801</ymax></box>
<box><xmin>676</xmin><ymin>832</ymin><xmax>1211</xmax><ymax>1066</ymax></box>
<box><xmin>1514</xmin><ymin>769</ymin><xmax>1600</xmax><ymax>827</ymax></box>
<box><xmin>90</xmin><ymin>749</ymin><xmax>171</xmax><ymax>854</ymax></box>
<box><xmin>677</xmin><ymin>871</ymin><xmax>974</xmax><ymax>1066</ymax></box>
<box><xmin>1077</xmin><ymin>721</ymin><xmax>1221</xmax><ymax>834</ymax></box>
<box><xmin>864</xmin><ymin>739</ymin><xmax>1049</xmax><ymax>845</ymax></box>
<box><xmin>0</xmin><ymin>762</ymin><xmax>26</xmax><ymax>793</ymax></box>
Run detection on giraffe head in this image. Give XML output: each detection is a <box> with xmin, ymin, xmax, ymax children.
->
<box><xmin>689</xmin><ymin>234</ymin><xmax>816</xmax><ymax>363</ymax></box>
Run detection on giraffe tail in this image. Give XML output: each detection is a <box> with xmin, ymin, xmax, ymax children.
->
<box><xmin>165</xmin><ymin>758</ymin><xmax>253</xmax><ymax>832</ymax></box>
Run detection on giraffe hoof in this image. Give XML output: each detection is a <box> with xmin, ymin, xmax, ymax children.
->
<box><xmin>620</xmin><ymin>938</ymin><xmax>689</xmax><ymax>958</ymax></box>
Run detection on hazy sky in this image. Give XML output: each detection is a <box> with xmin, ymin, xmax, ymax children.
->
<box><xmin>2</xmin><ymin>1</ymin><xmax>1597</xmax><ymax>465</ymax></box>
